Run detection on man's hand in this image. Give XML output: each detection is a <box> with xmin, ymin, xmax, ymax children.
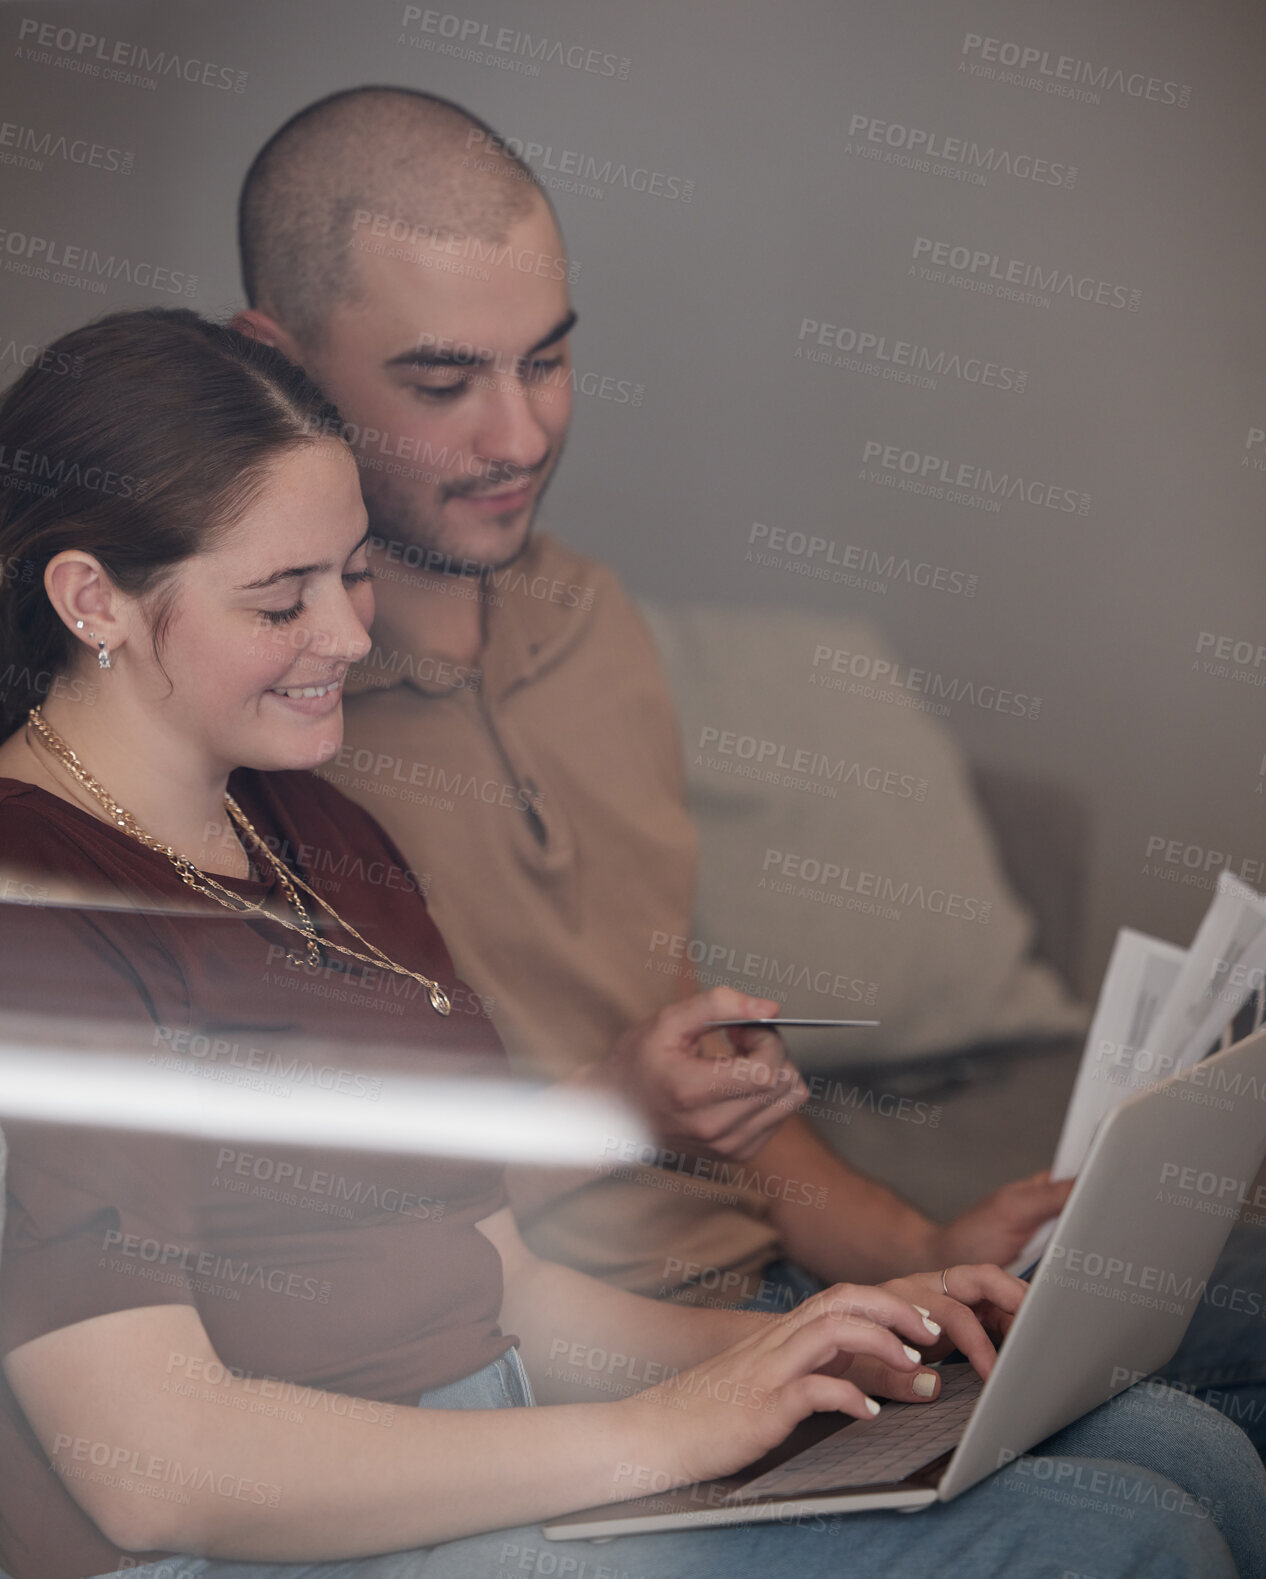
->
<box><xmin>600</xmin><ymin>987</ymin><xmax>808</xmax><ymax>1161</ymax></box>
<box><xmin>926</xmin><ymin>1170</ymin><xmax>1073</xmax><ymax>1270</ymax></box>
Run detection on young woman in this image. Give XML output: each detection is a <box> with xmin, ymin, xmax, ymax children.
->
<box><xmin>0</xmin><ymin>310</ymin><xmax>1260</xmax><ymax>1579</ymax></box>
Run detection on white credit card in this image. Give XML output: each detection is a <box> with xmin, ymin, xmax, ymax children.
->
<box><xmin>704</xmin><ymin>1018</ymin><xmax>880</xmax><ymax>1030</ymax></box>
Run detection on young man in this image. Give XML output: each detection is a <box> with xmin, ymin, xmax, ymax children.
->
<box><xmin>232</xmin><ymin>86</ymin><xmax>1070</xmax><ymax>1305</ymax></box>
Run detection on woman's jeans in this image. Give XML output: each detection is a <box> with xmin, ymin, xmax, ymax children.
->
<box><xmin>95</xmin><ymin>1344</ymin><xmax>1266</xmax><ymax>1579</ymax></box>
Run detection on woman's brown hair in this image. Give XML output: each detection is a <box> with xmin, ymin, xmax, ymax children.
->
<box><xmin>0</xmin><ymin>308</ymin><xmax>344</xmax><ymax>734</ymax></box>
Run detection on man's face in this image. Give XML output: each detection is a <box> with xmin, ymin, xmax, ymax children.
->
<box><xmin>301</xmin><ymin>199</ymin><xmax>574</xmax><ymax>574</ymax></box>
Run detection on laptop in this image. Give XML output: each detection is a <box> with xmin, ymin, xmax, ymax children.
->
<box><xmin>544</xmin><ymin>1025</ymin><xmax>1266</xmax><ymax>1537</ymax></box>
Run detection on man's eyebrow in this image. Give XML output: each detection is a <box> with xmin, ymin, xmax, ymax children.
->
<box><xmin>383</xmin><ymin>309</ymin><xmax>579</xmax><ymax>371</ymax></box>
<box><xmin>235</xmin><ymin>528</ymin><xmax>371</xmax><ymax>591</ymax></box>
<box><xmin>526</xmin><ymin>309</ymin><xmax>578</xmax><ymax>357</ymax></box>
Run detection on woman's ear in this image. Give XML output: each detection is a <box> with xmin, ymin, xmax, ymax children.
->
<box><xmin>44</xmin><ymin>552</ymin><xmax>128</xmax><ymax>666</ymax></box>
<box><xmin>230</xmin><ymin>308</ymin><xmax>304</xmax><ymax>365</ymax></box>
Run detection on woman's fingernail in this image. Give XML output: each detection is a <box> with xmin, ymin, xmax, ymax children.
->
<box><xmin>913</xmin><ymin>1304</ymin><xmax>931</xmax><ymax>1317</ymax></box>
<box><xmin>865</xmin><ymin>1396</ymin><xmax>881</xmax><ymax>1417</ymax></box>
<box><xmin>902</xmin><ymin>1344</ymin><xmax>922</xmax><ymax>1362</ymax></box>
<box><xmin>922</xmin><ymin>1316</ymin><xmax>942</xmax><ymax>1336</ymax></box>
<box><xmin>913</xmin><ymin>1372</ymin><xmax>938</xmax><ymax>1399</ymax></box>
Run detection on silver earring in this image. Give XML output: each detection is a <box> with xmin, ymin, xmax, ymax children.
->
<box><xmin>80</xmin><ymin>623</ymin><xmax>110</xmax><ymax>669</ymax></box>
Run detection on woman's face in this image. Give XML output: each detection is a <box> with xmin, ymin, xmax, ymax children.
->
<box><xmin>124</xmin><ymin>441</ymin><xmax>375</xmax><ymax>777</ymax></box>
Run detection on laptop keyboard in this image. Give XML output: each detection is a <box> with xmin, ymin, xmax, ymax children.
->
<box><xmin>729</xmin><ymin>1364</ymin><xmax>982</xmax><ymax>1500</ymax></box>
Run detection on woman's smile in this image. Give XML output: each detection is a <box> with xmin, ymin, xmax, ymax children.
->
<box><xmin>266</xmin><ymin>674</ymin><xmax>345</xmax><ymax>714</ymax></box>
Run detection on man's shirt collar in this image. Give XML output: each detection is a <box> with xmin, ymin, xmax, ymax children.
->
<box><xmin>346</xmin><ymin>531</ymin><xmax>600</xmax><ymax>704</ymax></box>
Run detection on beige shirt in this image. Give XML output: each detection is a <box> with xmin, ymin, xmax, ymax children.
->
<box><xmin>328</xmin><ymin>532</ymin><xmax>776</xmax><ymax>1293</ymax></box>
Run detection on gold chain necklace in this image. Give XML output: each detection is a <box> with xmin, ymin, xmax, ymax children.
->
<box><xmin>26</xmin><ymin>707</ymin><xmax>451</xmax><ymax>1015</ymax></box>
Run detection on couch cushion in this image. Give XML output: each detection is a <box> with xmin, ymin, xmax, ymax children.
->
<box><xmin>640</xmin><ymin>602</ymin><xmax>1088</xmax><ymax>1061</ymax></box>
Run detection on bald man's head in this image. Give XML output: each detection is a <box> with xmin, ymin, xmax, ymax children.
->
<box><xmin>239</xmin><ymin>86</ymin><xmax>545</xmax><ymax>348</ymax></box>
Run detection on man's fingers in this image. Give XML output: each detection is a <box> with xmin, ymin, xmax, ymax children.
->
<box><xmin>674</xmin><ymin>1093</ymin><xmax>782</xmax><ymax>1152</ymax></box>
<box><xmin>696</xmin><ymin>1057</ymin><xmax>802</xmax><ymax>1105</ymax></box>
<box><xmin>711</xmin><ymin>1093</ymin><xmax>806</xmax><ymax>1160</ymax></box>
<box><xmin>716</xmin><ymin>1031</ymin><xmax>795</xmax><ymax>1089</ymax></box>
<box><xmin>688</xmin><ymin>1103</ymin><xmax>788</xmax><ymax>1163</ymax></box>
<box><xmin>726</xmin><ymin>1024</ymin><xmax>786</xmax><ymax>1061</ymax></box>
<box><xmin>1023</xmin><ymin>1178</ymin><xmax>1074</xmax><ymax>1219</ymax></box>
<box><xmin>705</xmin><ymin>1068</ymin><xmax>808</xmax><ymax>1125</ymax></box>
<box><xmin>668</xmin><ymin>1052</ymin><xmax>802</xmax><ymax>1116</ymax></box>
<box><xmin>656</xmin><ymin>987</ymin><xmax>780</xmax><ymax>1046</ymax></box>
<box><xmin>1006</xmin><ymin>1171</ymin><xmax>1074</xmax><ymax>1217</ymax></box>
<box><xmin>655</xmin><ymin>1064</ymin><xmax>804</xmax><ymax>1157</ymax></box>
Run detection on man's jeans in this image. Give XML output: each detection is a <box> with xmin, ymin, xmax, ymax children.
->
<box><xmin>1159</xmin><ymin>1217</ymin><xmax>1266</xmax><ymax>1453</ymax></box>
<box><xmin>95</xmin><ymin>1345</ymin><xmax>1266</xmax><ymax>1579</ymax></box>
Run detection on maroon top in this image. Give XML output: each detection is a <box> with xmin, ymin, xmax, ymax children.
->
<box><xmin>0</xmin><ymin>768</ymin><xmax>514</xmax><ymax>1579</ymax></box>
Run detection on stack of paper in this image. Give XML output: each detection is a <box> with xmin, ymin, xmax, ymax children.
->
<box><xmin>1013</xmin><ymin>871</ymin><xmax>1266</xmax><ymax>1270</ymax></box>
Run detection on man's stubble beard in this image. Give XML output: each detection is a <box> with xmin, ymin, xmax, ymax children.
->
<box><xmin>357</xmin><ymin>441</ymin><xmax>565</xmax><ymax>578</ymax></box>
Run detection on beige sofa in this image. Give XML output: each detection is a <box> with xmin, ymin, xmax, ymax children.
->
<box><xmin>639</xmin><ymin>602</ymin><xmax>1089</xmax><ymax>1068</ymax></box>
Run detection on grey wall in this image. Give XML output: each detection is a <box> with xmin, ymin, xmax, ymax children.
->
<box><xmin>3</xmin><ymin>0</ymin><xmax>1264</xmax><ymax>993</ymax></box>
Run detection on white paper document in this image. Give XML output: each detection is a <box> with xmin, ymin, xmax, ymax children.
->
<box><xmin>1047</xmin><ymin>928</ymin><xmax>1187</xmax><ymax>1182</ymax></box>
<box><xmin>1012</xmin><ymin>873</ymin><xmax>1266</xmax><ymax>1272</ymax></box>
<box><xmin>1137</xmin><ymin>871</ymin><xmax>1266</xmax><ymax>1083</ymax></box>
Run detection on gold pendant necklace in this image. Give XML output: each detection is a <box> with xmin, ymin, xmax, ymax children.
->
<box><xmin>26</xmin><ymin>707</ymin><xmax>451</xmax><ymax>1015</ymax></box>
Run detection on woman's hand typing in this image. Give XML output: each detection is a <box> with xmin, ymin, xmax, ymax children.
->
<box><xmin>619</xmin><ymin>1265</ymin><xmax>1027</xmax><ymax>1491</ymax></box>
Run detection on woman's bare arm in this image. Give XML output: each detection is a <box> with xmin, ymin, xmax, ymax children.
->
<box><xmin>5</xmin><ymin>1213</ymin><xmax>1008</xmax><ymax>1560</ymax></box>
<box><xmin>478</xmin><ymin>1205</ymin><xmax>762</xmax><ymax>1401</ymax></box>
<box><xmin>3</xmin><ymin>1303</ymin><xmax>671</xmax><ymax>1559</ymax></box>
